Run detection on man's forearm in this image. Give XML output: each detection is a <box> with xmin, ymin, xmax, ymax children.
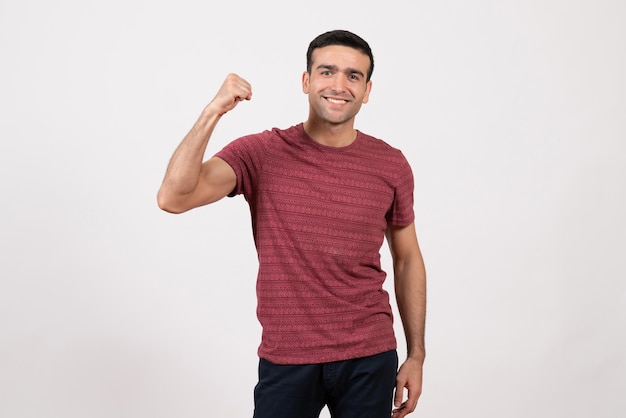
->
<box><xmin>395</xmin><ymin>258</ymin><xmax>427</xmax><ymax>362</ymax></box>
<box><xmin>160</xmin><ymin>107</ymin><xmax>221</xmax><ymax>195</ymax></box>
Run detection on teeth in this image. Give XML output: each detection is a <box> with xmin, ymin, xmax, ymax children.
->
<box><xmin>326</xmin><ymin>98</ymin><xmax>347</xmax><ymax>104</ymax></box>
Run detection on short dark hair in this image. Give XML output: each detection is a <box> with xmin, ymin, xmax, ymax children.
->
<box><xmin>306</xmin><ymin>30</ymin><xmax>374</xmax><ymax>81</ymax></box>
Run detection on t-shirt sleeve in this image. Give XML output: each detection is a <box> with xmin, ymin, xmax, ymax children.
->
<box><xmin>386</xmin><ymin>153</ymin><xmax>415</xmax><ymax>226</ymax></box>
<box><xmin>213</xmin><ymin>132</ymin><xmax>268</xmax><ymax>199</ymax></box>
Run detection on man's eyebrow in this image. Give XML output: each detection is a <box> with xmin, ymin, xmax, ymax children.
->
<box><xmin>316</xmin><ymin>64</ymin><xmax>365</xmax><ymax>77</ymax></box>
<box><xmin>316</xmin><ymin>64</ymin><xmax>338</xmax><ymax>72</ymax></box>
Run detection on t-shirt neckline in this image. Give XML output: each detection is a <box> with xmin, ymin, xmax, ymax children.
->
<box><xmin>297</xmin><ymin>123</ymin><xmax>361</xmax><ymax>151</ymax></box>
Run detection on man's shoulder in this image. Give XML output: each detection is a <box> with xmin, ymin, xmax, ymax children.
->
<box><xmin>357</xmin><ymin>131</ymin><xmax>406</xmax><ymax>158</ymax></box>
<box><xmin>236</xmin><ymin>124</ymin><xmax>301</xmax><ymax>144</ymax></box>
<box><xmin>222</xmin><ymin>124</ymin><xmax>293</xmax><ymax>149</ymax></box>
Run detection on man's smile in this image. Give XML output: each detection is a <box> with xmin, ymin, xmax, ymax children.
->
<box><xmin>324</xmin><ymin>97</ymin><xmax>349</xmax><ymax>104</ymax></box>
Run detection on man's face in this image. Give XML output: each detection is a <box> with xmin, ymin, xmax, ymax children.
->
<box><xmin>302</xmin><ymin>45</ymin><xmax>372</xmax><ymax>126</ymax></box>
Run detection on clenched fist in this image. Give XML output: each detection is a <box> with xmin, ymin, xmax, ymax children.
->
<box><xmin>207</xmin><ymin>73</ymin><xmax>253</xmax><ymax>116</ymax></box>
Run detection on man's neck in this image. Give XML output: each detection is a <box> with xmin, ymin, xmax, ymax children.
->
<box><xmin>302</xmin><ymin>120</ymin><xmax>357</xmax><ymax>148</ymax></box>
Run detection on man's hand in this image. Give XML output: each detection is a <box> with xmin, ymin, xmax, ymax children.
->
<box><xmin>207</xmin><ymin>73</ymin><xmax>253</xmax><ymax>116</ymax></box>
<box><xmin>392</xmin><ymin>357</ymin><xmax>423</xmax><ymax>417</ymax></box>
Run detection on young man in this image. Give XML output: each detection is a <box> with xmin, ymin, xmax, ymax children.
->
<box><xmin>158</xmin><ymin>30</ymin><xmax>426</xmax><ymax>418</ymax></box>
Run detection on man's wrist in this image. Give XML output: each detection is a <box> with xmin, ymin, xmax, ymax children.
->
<box><xmin>406</xmin><ymin>350</ymin><xmax>425</xmax><ymax>364</ymax></box>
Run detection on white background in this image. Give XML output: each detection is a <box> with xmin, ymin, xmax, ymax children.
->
<box><xmin>1</xmin><ymin>1</ymin><xmax>624</xmax><ymax>417</ymax></box>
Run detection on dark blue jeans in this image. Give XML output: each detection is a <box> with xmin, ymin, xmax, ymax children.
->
<box><xmin>253</xmin><ymin>350</ymin><xmax>398</xmax><ymax>418</ymax></box>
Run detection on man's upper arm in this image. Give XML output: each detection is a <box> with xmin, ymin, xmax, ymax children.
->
<box><xmin>386</xmin><ymin>223</ymin><xmax>422</xmax><ymax>264</ymax></box>
<box><xmin>164</xmin><ymin>156</ymin><xmax>236</xmax><ymax>213</ymax></box>
<box><xmin>196</xmin><ymin>156</ymin><xmax>237</xmax><ymax>204</ymax></box>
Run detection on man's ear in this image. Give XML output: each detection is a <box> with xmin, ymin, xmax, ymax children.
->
<box><xmin>362</xmin><ymin>80</ymin><xmax>373</xmax><ymax>104</ymax></box>
<box><xmin>302</xmin><ymin>71</ymin><xmax>310</xmax><ymax>94</ymax></box>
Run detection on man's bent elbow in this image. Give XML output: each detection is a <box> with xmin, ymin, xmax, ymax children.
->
<box><xmin>156</xmin><ymin>189</ymin><xmax>187</xmax><ymax>214</ymax></box>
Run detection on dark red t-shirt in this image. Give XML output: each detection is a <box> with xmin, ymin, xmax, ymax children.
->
<box><xmin>215</xmin><ymin>124</ymin><xmax>414</xmax><ymax>364</ymax></box>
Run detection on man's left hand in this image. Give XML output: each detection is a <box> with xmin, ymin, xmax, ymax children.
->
<box><xmin>392</xmin><ymin>357</ymin><xmax>423</xmax><ymax>417</ymax></box>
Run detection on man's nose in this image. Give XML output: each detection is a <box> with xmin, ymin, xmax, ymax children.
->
<box><xmin>332</xmin><ymin>75</ymin><xmax>348</xmax><ymax>92</ymax></box>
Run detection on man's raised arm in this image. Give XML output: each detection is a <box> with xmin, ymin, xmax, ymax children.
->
<box><xmin>157</xmin><ymin>73</ymin><xmax>252</xmax><ymax>213</ymax></box>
